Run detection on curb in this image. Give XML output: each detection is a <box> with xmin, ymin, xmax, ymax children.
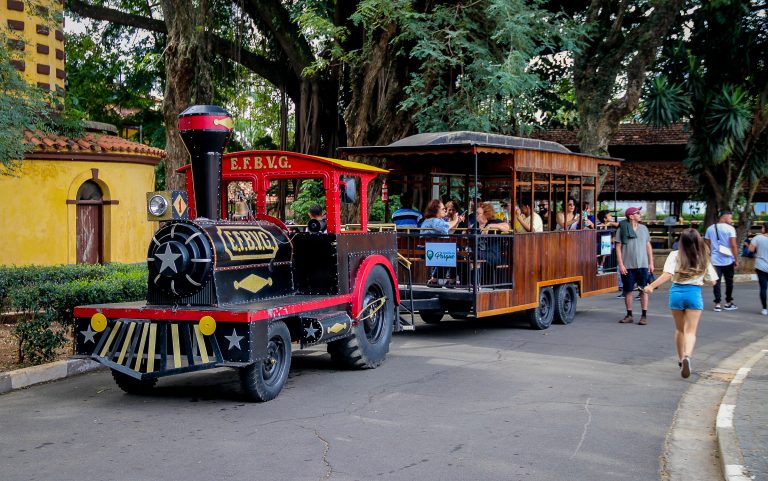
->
<box><xmin>733</xmin><ymin>273</ymin><xmax>755</xmax><ymax>283</ymax></box>
<box><xmin>716</xmin><ymin>347</ymin><xmax>768</xmax><ymax>481</ymax></box>
<box><xmin>0</xmin><ymin>358</ymin><xmax>103</xmax><ymax>395</ymax></box>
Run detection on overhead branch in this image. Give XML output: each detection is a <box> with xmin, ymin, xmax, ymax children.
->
<box><xmin>67</xmin><ymin>0</ymin><xmax>167</xmax><ymax>33</ymax></box>
<box><xmin>242</xmin><ymin>0</ymin><xmax>316</xmax><ymax>77</ymax></box>
<box><xmin>66</xmin><ymin>0</ymin><xmax>299</xmax><ymax>101</ymax></box>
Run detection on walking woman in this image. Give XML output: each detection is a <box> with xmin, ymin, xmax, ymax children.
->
<box><xmin>748</xmin><ymin>221</ymin><xmax>768</xmax><ymax>315</ymax></box>
<box><xmin>643</xmin><ymin>228</ymin><xmax>718</xmax><ymax>378</ymax></box>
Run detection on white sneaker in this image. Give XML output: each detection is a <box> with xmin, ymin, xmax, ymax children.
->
<box><xmin>714</xmin><ymin>304</ymin><xmax>722</xmax><ymax>312</ymax></box>
<box><xmin>723</xmin><ymin>303</ymin><xmax>738</xmax><ymax>311</ymax></box>
<box><xmin>762</xmin><ymin>309</ymin><xmax>768</xmax><ymax>316</ymax></box>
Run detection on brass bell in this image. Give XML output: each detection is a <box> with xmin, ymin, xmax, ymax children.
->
<box><xmin>233</xmin><ymin>200</ymin><xmax>250</xmax><ymax>219</ymax></box>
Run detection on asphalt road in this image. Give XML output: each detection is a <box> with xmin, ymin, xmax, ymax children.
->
<box><xmin>1</xmin><ymin>283</ymin><xmax>766</xmax><ymax>481</ymax></box>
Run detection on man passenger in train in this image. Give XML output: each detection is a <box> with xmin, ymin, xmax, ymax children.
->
<box><xmin>616</xmin><ymin>206</ymin><xmax>654</xmax><ymax>325</ymax></box>
<box><xmin>537</xmin><ymin>199</ymin><xmax>551</xmax><ymax>230</ymax></box>
<box><xmin>514</xmin><ymin>198</ymin><xmax>543</xmax><ymax>233</ymax></box>
<box><xmin>391</xmin><ymin>192</ymin><xmax>422</xmax><ymax>228</ymax></box>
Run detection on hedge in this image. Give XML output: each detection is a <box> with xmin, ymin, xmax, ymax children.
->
<box><xmin>0</xmin><ymin>263</ymin><xmax>147</xmax><ymax>365</ymax></box>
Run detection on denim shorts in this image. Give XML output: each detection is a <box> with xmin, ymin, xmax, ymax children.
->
<box><xmin>669</xmin><ymin>283</ymin><xmax>704</xmax><ymax>310</ymax></box>
<box><xmin>621</xmin><ymin>268</ymin><xmax>649</xmax><ymax>294</ymax></box>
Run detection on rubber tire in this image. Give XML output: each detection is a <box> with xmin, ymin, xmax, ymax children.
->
<box><xmin>240</xmin><ymin>321</ymin><xmax>292</xmax><ymax>402</ymax></box>
<box><xmin>420</xmin><ymin>311</ymin><xmax>445</xmax><ymax>324</ymax></box>
<box><xmin>554</xmin><ymin>283</ymin><xmax>578</xmax><ymax>325</ymax></box>
<box><xmin>328</xmin><ymin>265</ymin><xmax>394</xmax><ymax>369</ymax></box>
<box><xmin>111</xmin><ymin>369</ymin><xmax>157</xmax><ymax>395</ymax></box>
<box><xmin>528</xmin><ymin>286</ymin><xmax>555</xmax><ymax>330</ymax></box>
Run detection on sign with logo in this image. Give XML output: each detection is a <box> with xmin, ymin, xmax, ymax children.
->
<box><xmin>425</xmin><ymin>242</ymin><xmax>457</xmax><ymax>267</ymax></box>
<box><xmin>599</xmin><ymin>233</ymin><xmax>612</xmax><ymax>256</ymax></box>
<box><xmin>215</xmin><ymin>225</ymin><xmax>279</xmax><ymax>261</ymax></box>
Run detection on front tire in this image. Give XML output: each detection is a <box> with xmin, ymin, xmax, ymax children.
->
<box><xmin>554</xmin><ymin>283</ymin><xmax>578</xmax><ymax>324</ymax></box>
<box><xmin>528</xmin><ymin>286</ymin><xmax>555</xmax><ymax>330</ymax></box>
<box><xmin>111</xmin><ymin>370</ymin><xmax>157</xmax><ymax>395</ymax></box>
<box><xmin>328</xmin><ymin>265</ymin><xmax>394</xmax><ymax>369</ymax></box>
<box><xmin>240</xmin><ymin>321</ymin><xmax>292</xmax><ymax>402</ymax></box>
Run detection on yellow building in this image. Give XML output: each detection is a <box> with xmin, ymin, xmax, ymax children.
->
<box><xmin>2</xmin><ymin>0</ymin><xmax>65</xmax><ymax>92</ymax></box>
<box><xmin>0</xmin><ymin>131</ymin><xmax>164</xmax><ymax>265</ymax></box>
<box><xmin>1</xmin><ymin>0</ymin><xmax>166</xmax><ymax>265</ymax></box>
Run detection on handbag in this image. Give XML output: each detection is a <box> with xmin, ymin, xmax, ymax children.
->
<box><xmin>715</xmin><ymin>224</ymin><xmax>734</xmax><ymax>257</ymax></box>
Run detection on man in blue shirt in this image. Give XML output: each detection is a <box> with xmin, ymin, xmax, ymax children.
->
<box><xmin>391</xmin><ymin>192</ymin><xmax>422</xmax><ymax>228</ymax></box>
<box><xmin>704</xmin><ymin>210</ymin><xmax>739</xmax><ymax>311</ymax></box>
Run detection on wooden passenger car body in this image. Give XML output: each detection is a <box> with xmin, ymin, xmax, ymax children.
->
<box><xmin>342</xmin><ymin>132</ymin><xmax>621</xmax><ymax>326</ymax></box>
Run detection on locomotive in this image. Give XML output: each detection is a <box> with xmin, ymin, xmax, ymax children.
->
<box><xmin>74</xmin><ymin>105</ymin><xmax>400</xmax><ymax>402</ymax></box>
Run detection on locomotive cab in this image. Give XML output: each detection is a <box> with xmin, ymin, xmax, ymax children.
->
<box><xmin>74</xmin><ymin>105</ymin><xmax>399</xmax><ymax>402</ymax></box>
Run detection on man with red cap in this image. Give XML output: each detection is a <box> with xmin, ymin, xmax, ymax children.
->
<box><xmin>616</xmin><ymin>206</ymin><xmax>655</xmax><ymax>324</ymax></box>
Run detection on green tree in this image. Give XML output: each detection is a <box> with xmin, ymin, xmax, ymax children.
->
<box><xmin>0</xmin><ymin>39</ymin><xmax>53</xmax><ymax>175</ymax></box>
<box><xmin>569</xmin><ymin>0</ymin><xmax>686</xmax><ymax>156</ymax></box>
<box><xmin>67</xmin><ymin>1</ymin><xmax>584</xmax><ymax>194</ymax></box>
<box><xmin>643</xmin><ymin>0</ymin><xmax>768</xmax><ymax>232</ymax></box>
<box><xmin>65</xmin><ymin>31</ymin><xmax>165</xmax><ymax>147</ymax></box>
<box><xmin>0</xmin><ymin>35</ymin><xmax>83</xmax><ymax>176</ymax></box>
<box><xmin>373</xmin><ymin>0</ymin><xmax>578</xmax><ymax>136</ymax></box>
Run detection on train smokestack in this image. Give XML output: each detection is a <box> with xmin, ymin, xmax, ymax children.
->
<box><xmin>178</xmin><ymin>105</ymin><xmax>233</xmax><ymax>220</ymax></box>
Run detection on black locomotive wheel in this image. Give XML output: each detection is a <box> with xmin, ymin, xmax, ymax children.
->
<box><xmin>528</xmin><ymin>286</ymin><xmax>555</xmax><ymax>330</ymax></box>
<box><xmin>420</xmin><ymin>311</ymin><xmax>445</xmax><ymax>324</ymax></box>
<box><xmin>111</xmin><ymin>370</ymin><xmax>157</xmax><ymax>395</ymax></box>
<box><xmin>328</xmin><ymin>265</ymin><xmax>394</xmax><ymax>369</ymax></box>
<box><xmin>240</xmin><ymin>321</ymin><xmax>292</xmax><ymax>402</ymax></box>
<box><xmin>554</xmin><ymin>283</ymin><xmax>578</xmax><ymax>325</ymax></box>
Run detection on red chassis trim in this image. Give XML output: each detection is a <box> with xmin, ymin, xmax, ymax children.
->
<box><xmin>351</xmin><ymin>255</ymin><xmax>400</xmax><ymax>317</ymax></box>
<box><xmin>74</xmin><ymin>294</ymin><xmax>354</xmax><ymax>323</ymax></box>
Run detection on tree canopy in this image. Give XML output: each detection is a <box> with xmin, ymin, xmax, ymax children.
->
<box><xmin>643</xmin><ymin>0</ymin><xmax>768</xmax><ymax>227</ymax></box>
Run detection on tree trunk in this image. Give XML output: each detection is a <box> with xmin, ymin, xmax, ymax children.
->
<box><xmin>159</xmin><ymin>0</ymin><xmax>212</xmax><ymax>190</ymax></box>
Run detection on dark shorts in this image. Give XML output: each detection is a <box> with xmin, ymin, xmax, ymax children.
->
<box><xmin>621</xmin><ymin>268</ymin><xmax>649</xmax><ymax>294</ymax></box>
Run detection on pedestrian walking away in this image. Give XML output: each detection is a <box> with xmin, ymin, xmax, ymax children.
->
<box><xmin>748</xmin><ymin>221</ymin><xmax>768</xmax><ymax>315</ymax></box>
<box><xmin>615</xmin><ymin>206</ymin><xmax>654</xmax><ymax>325</ymax></box>
<box><xmin>644</xmin><ymin>228</ymin><xmax>718</xmax><ymax>378</ymax></box>
<box><xmin>704</xmin><ymin>210</ymin><xmax>739</xmax><ymax>311</ymax></box>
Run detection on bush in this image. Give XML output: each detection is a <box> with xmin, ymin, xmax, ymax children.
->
<box><xmin>0</xmin><ymin>264</ymin><xmax>147</xmax><ymax>364</ymax></box>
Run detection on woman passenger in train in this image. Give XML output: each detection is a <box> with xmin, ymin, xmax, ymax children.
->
<box><xmin>473</xmin><ymin>202</ymin><xmax>510</xmax><ymax>269</ymax></box>
<box><xmin>556</xmin><ymin>197</ymin><xmax>581</xmax><ymax>230</ymax></box>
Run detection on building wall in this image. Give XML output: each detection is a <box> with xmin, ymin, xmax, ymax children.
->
<box><xmin>2</xmin><ymin>0</ymin><xmax>66</xmax><ymax>92</ymax></box>
<box><xmin>0</xmin><ymin>158</ymin><xmax>157</xmax><ymax>265</ymax></box>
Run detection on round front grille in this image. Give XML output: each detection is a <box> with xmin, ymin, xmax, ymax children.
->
<box><xmin>147</xmin><ymin>221</ymin><xmax>213</xmax><ymax>298</ymax></box>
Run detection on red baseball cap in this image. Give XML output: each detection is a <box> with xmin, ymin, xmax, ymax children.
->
<box><xmin>625</xmin><ymin>206</ymin><xmax>642</xmax><ymax>217</ymax></box>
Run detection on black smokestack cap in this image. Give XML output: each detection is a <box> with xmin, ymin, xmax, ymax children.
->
<box><xmin>178</xmin><ymin>105</ymin><xmax>233</xmax><ymax>220</ymax></box>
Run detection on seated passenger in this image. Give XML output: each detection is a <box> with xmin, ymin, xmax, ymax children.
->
<box><xmin>556</xmin><ymin>197</ymin><xmax>581</xmax><ymax>230</ymax></box>
<box><xmin>537</xmin><ymin>199</ymin><xmax>552</xmax><ymax>230</ymax></box>
<box><xmin>444</xmin><ymin>199</ymin><xmax>466</xmax><ymax>231</ymax></box>
<box><xmin>421</xmin><ymin>199</ymin><xmax>451</xmax><ymax>234</ymax></box>
<box><xmin>474</xmin><ymin>202</ymin><xmax>510</xmax><ymax>268</ymax></box>
<box><xmin>305</xmin><ymin>204</ymin><xmax>327</xmax><ymax>232</ymax></box>
<box><xmin>476</xmin><ymin>202</ymin><xmax>511</xmax><ymax>233</ymax></box>
<box><xmin>514</xmin><ymin>198</ymin><xmax>543</xmax><ymax>233</ymax></box>
<box><xmin>391</xmin><ymin>192</ymin><xmax>422</xmax><ymax>228</ymax></box>
<box><xmin>422</xmin><ymin>199</ymin><xmax>452</xmax><ymax>287</ymax></box>
<box><xmin>583</xmin><ymin>202</ymin><xmax>596</xmax><ymax>227</ymax></box>
<box><xmin>597</xmin><ymin>210</ymin><xmax>618</xmax><ymax>229</ymax></box>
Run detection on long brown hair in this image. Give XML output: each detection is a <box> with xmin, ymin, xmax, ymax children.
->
<box><xmin>423</xmin><ymin>199</ymin><xmax>443</xmax><ymax>220</ymax></box>
<box><xmin>674</xmin><ymin>228</ymin><xmax>710</xmax><ymax>282</ymax></box>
